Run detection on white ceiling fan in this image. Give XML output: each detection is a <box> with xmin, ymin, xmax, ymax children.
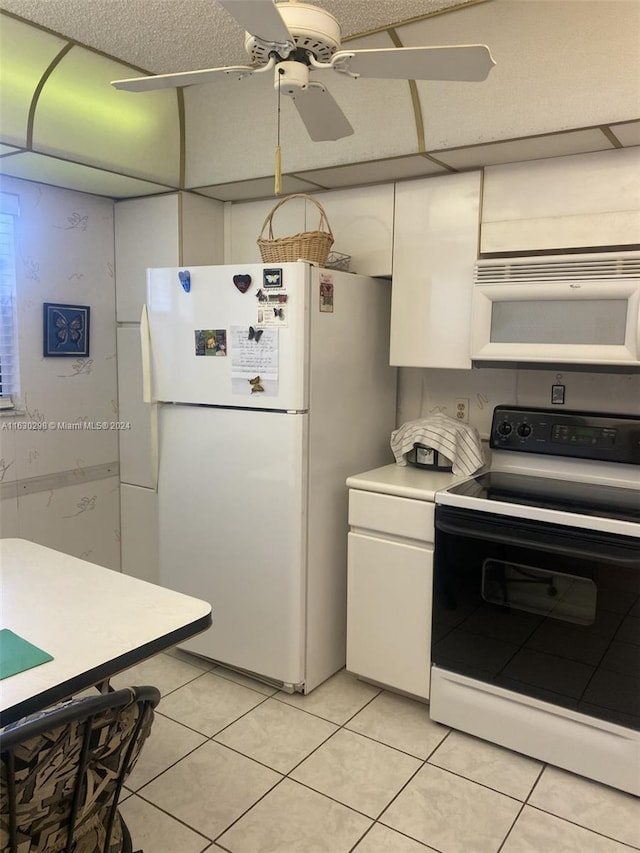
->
<box><xmin>111</xmin><ymin>0</ymin><xmax>495</xmax><ymax>142</ymax></box>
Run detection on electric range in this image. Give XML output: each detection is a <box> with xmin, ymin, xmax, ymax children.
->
<box><xmin>431</xmin><ymin>405</ymin><xmax>640</xmax><ymax>795</ymax></box>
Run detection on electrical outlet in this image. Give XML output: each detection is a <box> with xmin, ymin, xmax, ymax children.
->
<box><xmin>455</xmin><ymin>398</ymin><xmax>469</xmax><ymax>423</ymax></box>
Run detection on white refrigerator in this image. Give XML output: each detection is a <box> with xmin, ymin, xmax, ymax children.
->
<box><xmin>145</xmin><ymin>262</ymin><xmax>396</xmax><ymax>692</ymax></box>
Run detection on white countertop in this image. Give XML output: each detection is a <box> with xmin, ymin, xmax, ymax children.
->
<box><xmin>346</xmin><ymin>463</ymin><xmax>470</xmax><ymax>502</ymax></box>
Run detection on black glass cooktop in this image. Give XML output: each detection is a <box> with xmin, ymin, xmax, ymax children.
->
<box><xmin>448</xmin><ymin>472</ymin><xmax>640</xmax><ymax>524</ymax></box>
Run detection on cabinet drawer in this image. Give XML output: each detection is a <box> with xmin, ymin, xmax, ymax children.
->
<box><xmin>348</xmin><ymin>489</ymin><xmax>435</xmax><ymax>543</ymax></box>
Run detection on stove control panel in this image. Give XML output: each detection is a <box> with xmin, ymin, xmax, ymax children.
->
<box><xmin>490</xmin><ymin>406</ymin><xmax>640</xmax><ymax>464</ymax></box>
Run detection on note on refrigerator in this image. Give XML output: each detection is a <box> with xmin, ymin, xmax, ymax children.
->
<box><xmin>230</xmin><ymin>326</ymin><xmax>278</xmax><ymax>378</ymax></box>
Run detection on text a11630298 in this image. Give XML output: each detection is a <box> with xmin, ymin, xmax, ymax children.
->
<box><xmin>0</xmin><ymin>420</ymin><xmax>131</xmax><ymax>431</ymax></box>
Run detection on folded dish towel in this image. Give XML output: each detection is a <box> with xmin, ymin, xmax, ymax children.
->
<box><xmin>391</xmin><ymin>413</ymin><xmax>485</xmax><ymax>476</ymax></box>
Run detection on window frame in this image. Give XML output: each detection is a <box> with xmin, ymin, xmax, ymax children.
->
<box><xmin>0</xmin><ymin>191</ymin><xmax>20</xmax><ymax>410</ymax></box>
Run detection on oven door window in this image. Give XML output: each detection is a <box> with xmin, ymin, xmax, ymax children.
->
<box><xmin>433</xmin><ymin>507</ymin><xmax>640</xmax><ymax>730</ymax></box>
<box><xmin>481</xmin><ymin>559</ymin><xmax>597</xmax><ymax>626</ymax></box>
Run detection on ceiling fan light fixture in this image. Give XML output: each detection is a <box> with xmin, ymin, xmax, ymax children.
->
<box><xmin>274</xmin><ymin>60</ymin><xmax>309</xmax><ymax>95</ymax></box>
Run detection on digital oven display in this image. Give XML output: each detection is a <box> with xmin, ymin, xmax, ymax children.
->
<box><xmin>551</xmin><ymin>424</ymin><xmax>617</xmax><ymax>448</ymax></box>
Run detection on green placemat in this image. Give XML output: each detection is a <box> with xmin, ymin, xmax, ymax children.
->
<box><xmin>0</xmin><ymin>629</ymin><xmax>53</xmax><ymax>680</ymax></box>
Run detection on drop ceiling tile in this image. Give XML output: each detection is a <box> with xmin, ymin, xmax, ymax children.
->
<box><xmin>432</xmin><ymin>129</ymin><xmax>614</xmax><ymax>170</ymax></box>
<box><xmin>608</xmin><ymin>122</ymin><xmax>640</xmax><ymax>147</ymax></box>
<box><xmin>0</xmin><ymin>14</ymin><xmax>68</xmax><ymax>147</ymax></box>
<box><xmin>0</xmin><ymin>151</ymin><xmax>173</xmax><ymax>198</ymax></box>
<box><xmin>300</xmin><ymin>155</ymin><xmax>448</xmax><ymax>188</ymax></box>
<box><xmin>34</xmin><ymin>45</ymin><xmax>181</xmax><ymax>186</ymax></box>
<box><xmin>191</xmin><ymin>174</ymin><xmax>321</xmax><ymax>202</ymax></box>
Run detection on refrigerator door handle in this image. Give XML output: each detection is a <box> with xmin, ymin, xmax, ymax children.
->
<box><xmin>140</xmin><ymin>304</ymin><xmax>159</xmax><ymax>491</ymax></box>
<box><xmin>140</xmin><ymin>304</ymin><xmax>154</xmax><ymax>405</ymax></box>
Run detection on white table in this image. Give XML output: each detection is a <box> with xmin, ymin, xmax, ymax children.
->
<box><xmin>0</xmin><ymin>538</ymin><xmax>212</xmax><ymax>726</ymax></box>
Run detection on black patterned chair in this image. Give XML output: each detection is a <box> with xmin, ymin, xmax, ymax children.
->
<box><xmin>0</xmin><ymin>685</ymin><xmax>160</xmax><ymax>853</ymax></box>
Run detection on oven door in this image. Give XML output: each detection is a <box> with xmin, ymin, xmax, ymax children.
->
<box><xmin>432</xmin><ymin>505</ymin><xmax>640</xmax><ymax>730</ymax></box>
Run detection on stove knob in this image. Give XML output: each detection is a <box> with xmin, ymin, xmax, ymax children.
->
<box><xmin>517</xmin><ymin>423</ymin><xmax>532</xmax><ymax>438</ymax></box>
<box><xmin>497</xmin><ymin>421</ymin><xmax>512</xmax><ymax>436</ymax></box>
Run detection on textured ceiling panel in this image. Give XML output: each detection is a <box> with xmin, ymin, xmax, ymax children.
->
<box><xmin>0</xmin><ymin>0</ymin><xmax>480</xmax><ymax>73</ymax></box>
<box><xmin>434</xmin><ymin>129</ymin><xmax>614</xmax><ymax>170</ymax></box>
<box><xmin>298</xmin><ymin>153</ymin><xmax>448</xmax><ymax>187</ymax></box>
<box><xmin>611</xmin><ymin>121</ymin><xmax>640</xmax><ymax>147</ymax></box>
<box><xmin>193</xmin><ymin>174</ymin><xmax>322</xmax><ymax>201</ymax></box>
<box><xmin>405</xmin><ymin>0</ymin><xmax>640</xmax><ymax>150</ymax></box>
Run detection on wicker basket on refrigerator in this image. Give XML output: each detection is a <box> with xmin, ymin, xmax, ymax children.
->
<box><xmin>257</xmin><ymin>193</ymin><xmax>334</xmax><ymax>266</ymax></box>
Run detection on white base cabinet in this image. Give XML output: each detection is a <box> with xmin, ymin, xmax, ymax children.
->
<box><xmin>347</xmin><ymin>531</ymin><xmax>433</xmax><ymax>699</ymax></box>
<box><xmin>346</xmin><ymin>487</ymin><xmax>436</xmax><ymax>700</ymax></box>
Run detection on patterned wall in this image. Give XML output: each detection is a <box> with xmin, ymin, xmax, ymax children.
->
<box><xmin>0</xmin><ymin>176</ymin><xmax>120</xmax><ymax>570</ymax></box>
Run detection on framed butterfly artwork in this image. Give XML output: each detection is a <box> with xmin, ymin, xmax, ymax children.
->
<box><xmin>43</xmin><ymin>303</ymin><xmax>90</xmax><ymax>357</ymax></box>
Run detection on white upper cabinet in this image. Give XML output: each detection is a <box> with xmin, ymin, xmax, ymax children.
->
<box><xmin>481</xmin><ymin>148</ymin><xmax>640</xmax><ymax>255</ymax></box>
<box><xmin>390</xmin><ymin>171</ymin><xmax>482</xmax><ymax>369</ymax></box>
<box><xmin>227</xmin><ymin>185</ymin><xmax>394</xmax><ymax>277</ymax></box>
<box><xmin>305</xmin><ymin>185</ymin><xmax>394</xmax><ymax>277</ymax></box>
<box><xmin>115</xmin><ymin>192</ymin><xmax>224</xmax><ymax>322</ymax></box>
<box><xmin>227</xmin><ymin>195</ymin><xmax>308</xmax><ymax>265</ymax></box>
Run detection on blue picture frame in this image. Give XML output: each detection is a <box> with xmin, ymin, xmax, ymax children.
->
<box><xmin>43</xmin><ymin>303</ymin><xmax>90</xmax><ymax>357</ymax></box>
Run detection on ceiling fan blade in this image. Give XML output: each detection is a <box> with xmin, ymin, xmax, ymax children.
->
<box><xmin>291</xmin><ymin>83</ymin><xmax>354</xmax><ymax>142</ymax></box>
<box><xmin>218</xmin><ymin>0</ymin><xmax>291</xmax><ymax>44</ymax></box>
<box><xmin>332</xmin><ymin>44</ymin><xmax>496</xmax><ymax>82</ymax></box>
<box><xmin>112</xmin><ymin>65</ymin><xmax>256</xmax><ymax>92</ymax></box>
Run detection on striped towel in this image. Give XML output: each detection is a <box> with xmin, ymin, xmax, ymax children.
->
<box><xmin>391</xmin><ymin>414</ymin><xmax>485</xmax><ymax>476</ymax></box>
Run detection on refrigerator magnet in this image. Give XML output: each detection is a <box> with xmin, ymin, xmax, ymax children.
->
<box><xmin>263</xmin><ymin>268</ymin><xmax>283</xmax><ymax>288</ymax></box>
<box><xmin>319</xmin><ymin>273</ymin><xmax>334</xmax><ymax>313</ymax></box>
<box><xmin>255</xmin><ymin>306</ymin><xmax>287</xmax><ymax>327</ymax></box>
<box><xmin>195</xmin><ymin>330</ymin><xmax>227</xmax><ymax>356</ymax></box>
<box><xmin>178</xmin><ymin>270</ymin><xmax>191</xmax><ymax>292</ymax></box>
<box><xmin>233</xmin><ymin>274</ymin><xmax>252</xmax><ymax>294</ymax></box>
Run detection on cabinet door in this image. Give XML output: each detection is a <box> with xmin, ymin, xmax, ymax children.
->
<box><xmin>115</xmin><ymin>193</ymin><xmax>225</xmax><ymax>322</ymax></box>
<box><xmin>120</xmin><ymin>484</ymin><xmax>158</xmax><ymax>584</ymax></box>
<box><xmin>481</xmin><ymin>148</ymin><xmax>640</xmax><ymax>254</ymax></box>
<box><xmin>390</xmin><ymin>171</ymin><xmax>481</xmax><ymax>368</ymax></box>
<box><xmin>228</xmin><ymin>196</ymin><xmax>305</xmax><ymax>264</ymax></box>
<box><xmin>307</xmin><ymin>186</ymin><xmax>394</xmax><ymax>277</ymax></box>
<box><xmin>116</xmin><ymin>327</ymin><xmax>156</xmax><ymax>488</ymax></box>
<box><xmin>227</xmin><ymin>186</ymin><xmax>393</xmax><ymax>276</ymax></box>
<box><xmin>115</xmin><ymin>195</ymin><xmax>180</xmax><ymax>323</ymax></box>
<box><xmin>347</xmin><ymin>531</ymin><xmax>432</xmax><ymax>699</ymax></box>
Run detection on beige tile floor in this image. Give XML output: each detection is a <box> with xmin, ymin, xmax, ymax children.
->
<box><xmin>111</xmin><ymin>650</ymin><xmax>640</xmax><ymax>853</ymax></box>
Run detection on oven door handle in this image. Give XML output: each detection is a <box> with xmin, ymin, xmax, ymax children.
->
<box><xmin>436</xmin><ymin>516</ymin><xmax>639</xmax><ymax>566</ymax></box>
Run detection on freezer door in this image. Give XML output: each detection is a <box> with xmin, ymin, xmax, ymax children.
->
<box><xmin>147</xmin><ymin>262</ymin><xmax>309</xmax><ymax>409</ymax></box>
<box><xmin>157</xmin><ymin>404</ymin><xmax>308</xmax><ymax>687</ymax></box>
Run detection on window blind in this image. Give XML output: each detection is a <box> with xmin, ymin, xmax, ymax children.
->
<box><xmin>0</xmin><ymin>195</ymin><xmax>19</xmax><ymax>409</ymax></box>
